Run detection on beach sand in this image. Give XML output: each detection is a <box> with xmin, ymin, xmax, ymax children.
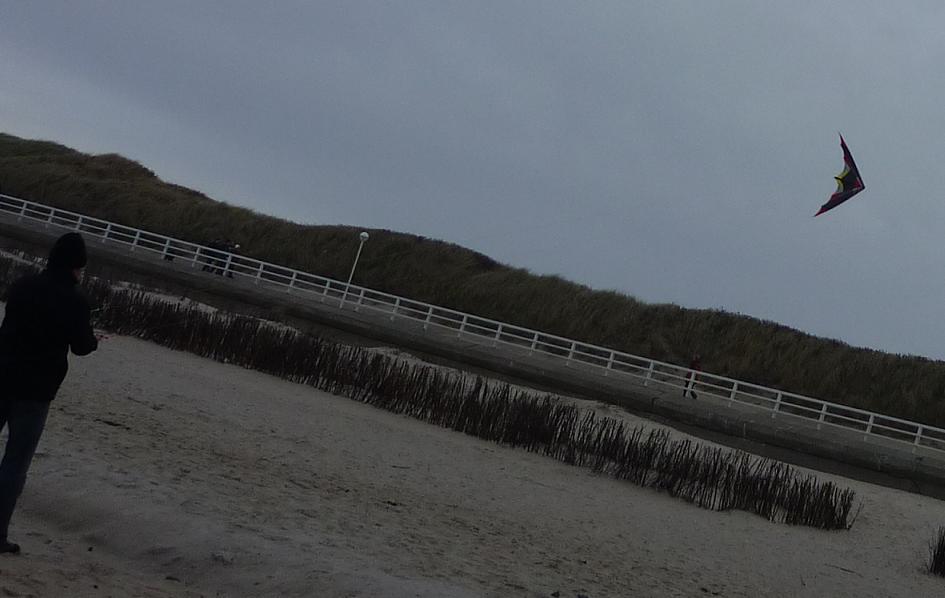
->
<box><xmin>1</xmin><ymin>335</ymin><xmax>943</xmax><ymax>597</ymax></box>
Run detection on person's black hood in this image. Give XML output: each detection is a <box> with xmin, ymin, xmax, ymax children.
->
<box><xmin>47</xmin><ymin>232</ymin><xmax>87</xmax><ymax>272</ymax></box>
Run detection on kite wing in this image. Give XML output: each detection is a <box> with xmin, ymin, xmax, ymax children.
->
<box><xmin>815</xmin><ymin>134</ymin><xmax>865</xmax><ymax>217</ymax></box>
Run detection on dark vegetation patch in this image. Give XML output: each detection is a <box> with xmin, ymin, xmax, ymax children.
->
<box><xmin>1</xmin><ymin>132</ymin><xmax>943</xmax><ymax>429</ymax></box>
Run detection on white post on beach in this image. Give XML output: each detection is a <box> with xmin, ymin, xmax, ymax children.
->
<box><xmin>340</xmin><ymin>231</ymin><xmax>369</xmax><ymax>308</ymax></box>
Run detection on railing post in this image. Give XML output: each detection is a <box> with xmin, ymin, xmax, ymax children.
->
<box><xmin>254</xmin><ymin>263</ymin><xmax>264</xmax><ymax>285</ymax></box>
<box><xmin>771</xmin><ymin>392</ymin><xmax>783</xmax><ymax>418</ymax></box>
<box><xmin>75</xmin><ymin>215</ymin><xmax>84</xmax><ymax>232</ymax></box>
<box><xmin>565</xmin><ymin>341</ymin><xmax>576</xmax><ymax>365</ymax></box>
<box><xmin>728</xmin><ymin>382</ymin><xmax>739</xmax><ymax>406</ymax></box>
<box><xmin>17</xmin><ymin>202</ymin><xmax>26</xmax><ymax>221</ymax></box>
<box><xmin>603</xmin><ymin>352</ymin><xmax>615</xmax><ymax>377</ymax></box>
<box><xmin>458</xmin><ymin>314</ymin><xmax>468</xmax><ymax>337</ymax></box>
<box><xmin>390</xmin><ymin>297</ymin><xmax>401</xmax><ymax>321</ymax></box>
<box><xmin>423</xmin><ymin>306</ymin><xmax>433</xmax><ymax>330</ymax></box>
<box><xmin>287</xmin><ymin>272</ymin><xmax>298</xmax><ymax>292</ymax></box>
<box><xmin>914</xmin><ymin>426</ymin><xmax>924</xmax><ymax>453</ymax></box>
<box><xmin>192</xmin><ymin>246</ymin><xmax>201</xmax><ymax>268</ymax></box>
<box><xmin>102</xmin><ymin>223</ymin><xmax>112</xmax><ymax>242</ymax></box>
<box><xmin>816</xmin><ymin>403</ymin><xmax>827</xmax><ymax>428</ymax></box>
<box><xmin>863</xmin><ymin>414</ymin><xmax>875</xmax><ymax>440</ymax></box>
<box><xmin>130</xmin><ymin>230</ymin><xmax>141</xmax><ymax>251</ymax></box>
<box><xmin>643</xmin><ymin>362</ymin><xmax>654</xmax><ymax>387</ymax></box>
<box><xmin>161</xmin><ymin>238</ymin><xmax>171</xmax><ymax>260</ymax></box>
<box><xmin>493</xmin><ymin>324</ymin><xmax>503</xmax><ymax>347</ymax></box>
<box><xmin>529</xmin><ymin>332</ymin><xmax>539</xmax><ymax>354</ymax></box>
<box><xmin>355</xmin><ymin>288</ymin><xmax>366</xmax><ymax>311</ymax></box>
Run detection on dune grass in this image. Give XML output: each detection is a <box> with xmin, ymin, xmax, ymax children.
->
<box><xmin>931</xmin><ymin>527</ymin><xmax>945</xmax><ymax>577</ymax></box>
<box><xmin>1</xmin><ymin>132</ymin><xmax>944</xmax><ymax>428</ymax></box>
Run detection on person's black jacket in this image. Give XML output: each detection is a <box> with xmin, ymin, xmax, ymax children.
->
<box><xmin>0</xmin><ymin>269</ymin><xmax>98</xmax><ymax>402</ymax></box>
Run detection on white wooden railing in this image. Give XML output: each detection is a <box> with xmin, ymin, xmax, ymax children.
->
<box><xmin>2</xmin><ymin>193</ymin><xmax>943</xmax><ymax>455</ymax></box>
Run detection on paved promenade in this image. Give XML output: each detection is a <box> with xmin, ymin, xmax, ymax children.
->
<box><xmin>1</xmin><ymin>213</ymin><xmax>943</xmax><ymax>499</ymax></box>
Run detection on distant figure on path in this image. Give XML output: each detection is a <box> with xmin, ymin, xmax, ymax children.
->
<box><xmin>222</xmin><ymin>239</ymin><xmax>240</xmax><ymax>278</ymax></box>
<box><xmin>683</xmin><ymin>353</ymin><xmax>701</xmax><ymax>399</ymax></box>
<box><xmin>0</xmin><ymin>232</ymin><xmax>99</xmax><ymax>554</ymax></box>
<box><xmin>201</xmin><ymin>238</ymin><xmax>226</xmax><ymax>274</ymax></box>
<box><xmin>202</xmin><ymin>238</ymin><xmax>240</xmax><ymax>276</ymax></box>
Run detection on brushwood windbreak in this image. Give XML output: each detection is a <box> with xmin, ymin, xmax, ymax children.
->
<box><xmin>0</xmin><ymin>253</ymin><xmax>860</xmax><ymax>530</ymax></box>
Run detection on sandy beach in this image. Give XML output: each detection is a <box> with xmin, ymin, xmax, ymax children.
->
<box><xmin>0</xmin><ymin>334</ymin><xmax>943</xmax><ymax>597</ymax></box>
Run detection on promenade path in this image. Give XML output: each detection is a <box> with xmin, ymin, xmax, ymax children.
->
<box><xmin>1</xmin><ymin>211</ymin><xmax>943</xmax><ymax>499</ymax></box>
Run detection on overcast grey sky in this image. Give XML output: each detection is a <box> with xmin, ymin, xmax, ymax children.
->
<box><xmin>2</xmin><ymin>2</ymin><xmax>945</xmax><ymax>359</ymax></box>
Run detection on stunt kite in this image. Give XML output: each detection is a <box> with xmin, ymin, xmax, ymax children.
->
<box><xmin>815</xmin><ymin>134</ymin><xmax>865</xmax><ymax>216</ymax></box>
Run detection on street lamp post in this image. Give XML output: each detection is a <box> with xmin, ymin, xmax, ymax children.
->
<box><xmin>340</xmin><ymin>231</ymin><xmax>369</xmax><ymax>308</ymax></box>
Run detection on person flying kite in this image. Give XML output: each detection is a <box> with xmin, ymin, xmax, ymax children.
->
<box><xmin>815</xmin><ymin>134</ymin><xmax>865</xmax><ymax>216</ymax></box>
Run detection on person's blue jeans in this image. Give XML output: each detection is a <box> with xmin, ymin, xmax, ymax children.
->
<box><xmin>0</xmin><ymin>399</ymin><xmax>50</xmax><ymax>540</ymax></box>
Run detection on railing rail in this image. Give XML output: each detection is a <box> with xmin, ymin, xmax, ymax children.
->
<box><xmin>2</xmin><ymin>193</ymin><xmax>943</xmax><ymax>454</ymax></box>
